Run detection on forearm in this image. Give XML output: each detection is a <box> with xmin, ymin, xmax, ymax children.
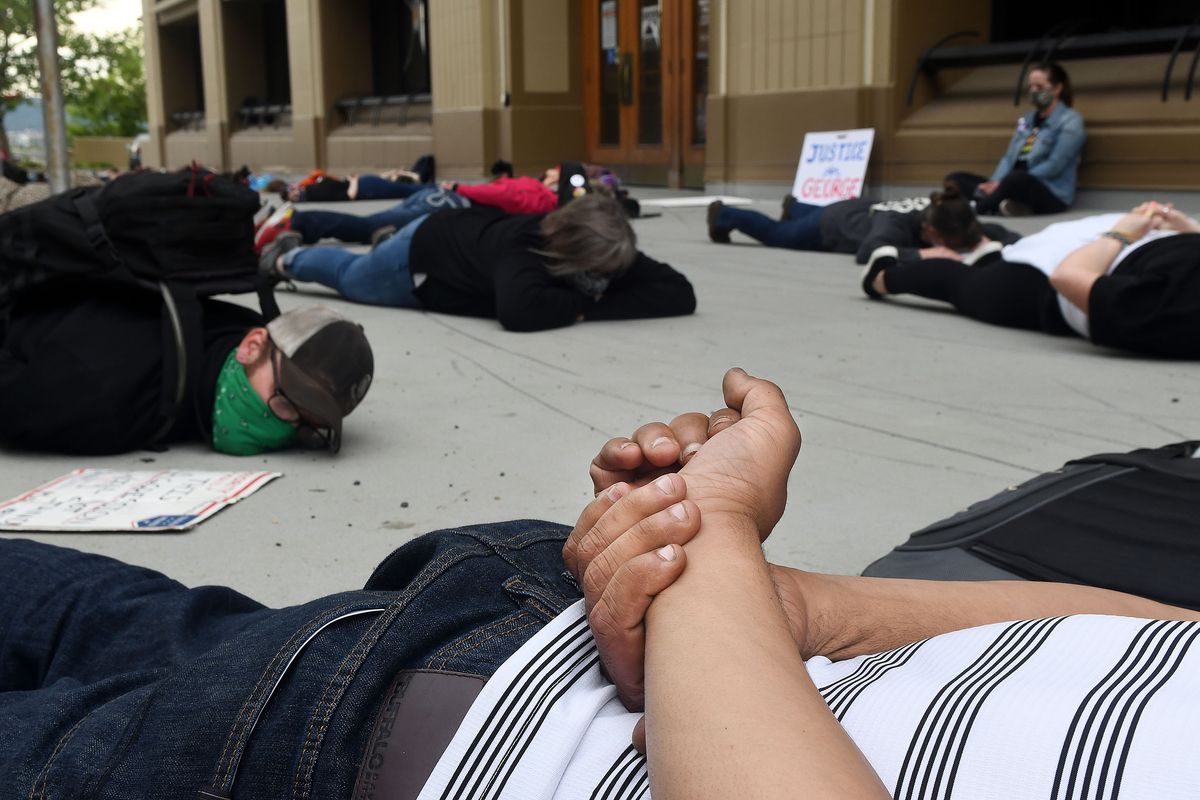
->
<box><xmin>644</xmin><ymin>514</ymin><xmax>887</xmax><ymax>800</ymax></box>
<box><xmin>779</xmin><ymin>567</ymin><xmax>1200</xmax><ymax>662</ymax></box>
<box><xmin>1049</xmin><ymin>236</ymin><xmax>1123</xmax><ymax>313</ymax></box>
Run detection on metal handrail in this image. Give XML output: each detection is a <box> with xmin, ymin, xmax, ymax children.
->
<box><xmin>905</xmin><ymin>30</ymin><xmax>980</xmax><ymax>107</ymax></box>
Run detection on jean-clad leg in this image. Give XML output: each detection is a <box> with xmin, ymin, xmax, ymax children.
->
<box><xmin>354</xmin><ymin>175</ymin><xmax>422</xmax><ymax>201</ymax></box>
<box><xmin>716</xmin><ymin>204</ymin><xmax>825</xmax><ymax>250</ymax></box>
<box><xmin>291</xmin><ymin>210</ymin><xmax>376</xmax><ymax>244</ymax></box>
<box><xmin>284</xmin><ymin>215</ymin><xmax>427</xmax><ymax>307</ymax></box>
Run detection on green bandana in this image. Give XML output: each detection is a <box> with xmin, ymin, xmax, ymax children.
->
<box><xmin>210</xmin><ymin>349</ymin><xmax>299</xmax><ymax>456</ymax></box>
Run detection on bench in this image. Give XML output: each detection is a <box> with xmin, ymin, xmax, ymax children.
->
<box><xmin>169</xmin><ymin>110</ymin><xmax>205</xmax><ymax>132</ymax></box>
<box><xmin>907</xmin><ymin>22</ymin><xmax>1200</xmax><ymax>107</ymax></box>
<box><xmin>237</xmin><ymin>102</ymin><xmax>292</xmax><ymax>130</ymax></box>
<box><xmin>334</xmin><ymin>93</ymin><xmax>432</xmax><ymax>127</ymax></box>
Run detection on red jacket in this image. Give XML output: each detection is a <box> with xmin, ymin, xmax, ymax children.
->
<box><xmin>454</xmin><ymin>176</ymin><xmax>557</xmax><ymax>215</ymax></box>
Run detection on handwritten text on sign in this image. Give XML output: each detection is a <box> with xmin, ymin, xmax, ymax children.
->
<box><xmin>791</xmin><ymin>128</ymin><xmax>875</xmax><ymax>206</ymax></box>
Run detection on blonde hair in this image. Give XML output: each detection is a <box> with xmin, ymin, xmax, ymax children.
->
<box><xmin>536</xmin><ymin>194</ymin><xmax>637</xmax><ymax>277</ymax></box>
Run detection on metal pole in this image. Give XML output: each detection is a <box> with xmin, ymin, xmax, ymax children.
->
<box><xmin>33</xmin><ymin>0</ymin><xmax>70</xmax><ymax>192</ymax></box>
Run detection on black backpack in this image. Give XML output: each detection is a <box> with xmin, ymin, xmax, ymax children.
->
<box><xmin>0</xmin><ymin>165</ymin><xmax>281</xmax><ymax>443</ymax></box>
<box><xmin>863</xmin><ymin>441</ymin><xmax>1200</xmax><ymax>610</ymax></box>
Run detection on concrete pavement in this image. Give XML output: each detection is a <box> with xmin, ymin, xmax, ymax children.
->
<box><xmin>2</xmin><ymin>192</ymin><xmax>1196</xmax><ymax>606</ymax></box>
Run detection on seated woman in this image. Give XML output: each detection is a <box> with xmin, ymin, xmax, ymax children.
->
<box><xmin>862</xmin><ymin>202</ymin><xmax>1200</xmax><ymax>359</ymax></box>
<box><xmin>7</xmin><ymin>369</ymin><xmax>1200</xmax><ymax>799</ymax></box>
<box><xmin>259</xmin><ymin>194</ymin><xmax>696</xmax><ymax>332</ymax></box>
<box><xmin>945</xmin><ymin>62</ymin><xmax>1085</xmax><ymax>217</ymax></box>
<box><xmin>706</xmin><ymin>186</ymin><xmax>1021</xmax><ymax>262</ymax></box>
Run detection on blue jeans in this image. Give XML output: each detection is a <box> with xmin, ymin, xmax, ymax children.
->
<box><xmin>285</xmin><ymin>214</ymin><xmax>427</xmax><ymax>307</ymax></box>
<box><xmin>717</xmin><ymin>201</ymin><xmax>826</xmax><ymax>250</ymax></box>
<box><xmin>292</xmin><ymin>187</ymin><xmax>470</xmax><ymax>245</ymax></box>
<box><xmin>0</xmin><ymin>520</ymin><xmax>578</xmax><ymax>799</ymax></box>
<box><xmin>354</xmin><ymin>175</ymin><xmax>423</xmax><ymax>201</ymax></box>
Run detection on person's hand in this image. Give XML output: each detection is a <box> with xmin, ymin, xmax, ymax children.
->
<box><xmin>563</xmin><ymin>472</ymin><xmax>702</xmax><ymax>751</ymax></box>
<box><xmin>589</xmin><ymin>410</ymin><xmax>740</xmax><ymax>495</ymax></box>
<box><xmin>1111</xmin><ymin>202</ymin><xmax>1161</xmax><ymax>243</ymax></box>
<box><xmin>978</xmin><ymin>180</ymin><xmax>999</xmax><ymax>195</ymax></box>
<box><xmin>439</xmin><ymin>180</ymin><xmax>457</xmax><ymax>191</ymax></box>
<box><xmin>677</xmin><ymin>368</ymin><xmax>800</xmax><ymax>536</ymax></box>
<box><xmin>919</xmin><ymin>245</ymin><xmax>962</xmax><ymax>261</ymax></box>
<box><xmin>1151</xmin><ymin>203</ymin><xmax>1200</xmax><ymax>234</ymax></box>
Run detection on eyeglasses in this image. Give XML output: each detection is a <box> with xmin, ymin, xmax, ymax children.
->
<box><xmin>269</xmin><ymin>347</ymin><xmax>332</xmax><ymax>450</ymax></box>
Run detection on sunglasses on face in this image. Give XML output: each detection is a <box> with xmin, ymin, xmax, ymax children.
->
<box><xmin>269</xmin><ymin>347</ymin><xmax>333</xmax><ymax>450</ymax></box>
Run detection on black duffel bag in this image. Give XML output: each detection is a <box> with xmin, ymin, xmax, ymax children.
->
<box><xmin>863</xmin><ymin>441</ymin><xmax>1200</xmax><ymax>610</ymax></box>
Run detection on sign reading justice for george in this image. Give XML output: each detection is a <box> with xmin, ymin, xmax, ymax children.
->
<box><xmin>791</xmin><ymin>128</ymin><xmax>875</xmax><ymax>206</ymax></box>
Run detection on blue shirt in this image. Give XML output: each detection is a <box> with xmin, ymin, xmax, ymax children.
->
<box><xmin>990</xmin><ymin>103</ymin><xmax>1086</xmax><ymax>205</ymax></box>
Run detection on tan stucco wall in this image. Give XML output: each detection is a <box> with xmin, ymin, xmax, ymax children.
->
<box><xmin>72</xmin><ymin>137</ymin><xmax>133</xmax><ymax>167</ymax></box>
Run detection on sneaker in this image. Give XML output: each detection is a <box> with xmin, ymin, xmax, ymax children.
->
<box><xmin>258</xmin><ymin>231</ymin><xmax>302</xmax><ymax>286</ymax></box>
<box><xmin>707</xmin><ymin>200</ymin><xmax>731</xmax><ymax>244</ymax></box>
<box><xmin>254</xmin><ymin>202</ymin><xmax>295</xmax><ymax>255</ymax></box>
<box><xmin>998</xmin><ymin>198</ymin><xmax>1032</xmax><ymax>218</ymax></box>
<box><xmin>370</xmin><ymin>225</ymin><xmax>397</xmax><ymax>250</ymax></box>
<box><xmin>781</xmin><ymin>193</ymin><xmax>798</xmax><ymax>220</ymax></box>
<box><xmin>861</xmin><ymin>246</ymin><xmax>898</xmax><ymax>299</ymax></box>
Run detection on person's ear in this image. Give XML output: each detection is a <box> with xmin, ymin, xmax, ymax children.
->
<box><xmin>236</xmin><ymin>327</ymin><xmax>271</xmax><ymax>366</ymax></box>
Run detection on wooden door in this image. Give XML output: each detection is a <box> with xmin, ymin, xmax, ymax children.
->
<box><xmin>582</xmin><ymin>0</ymin><xmax>706</xmax><ymax>188</ymax></box>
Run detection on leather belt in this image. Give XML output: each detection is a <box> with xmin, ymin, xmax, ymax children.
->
<box><xmin>351</xmin><ymin>670</ymin><xmax>486</xmax><ymax>800</ymax></box>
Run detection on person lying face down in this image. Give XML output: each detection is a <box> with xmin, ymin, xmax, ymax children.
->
<box><xmin>261</xmin><ymin>193</ymin><xmax>697</xmax><ymax>332</ymax></box>
<box><xmin>706</xmin><ymin>183</ymin><xmax>1020</xmax><ymax>263</ymax></box>
<box><xmin>0</xmin><ymin>289</ymin><xmax>374</xmax><ymax>455</ymax></box>
<box><xmin>7</xmin><ymin>369</ymin><xmax>1200</xmax><ymax>800</ymax></box>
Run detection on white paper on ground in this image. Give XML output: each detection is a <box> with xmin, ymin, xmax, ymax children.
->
<box><xmin>637</xmin><ymin>195</ymin><xmax>755</xmax><ymax>208</ymax></box>
<box><xmin>0</xmin><ymin>468</ymin><xmax>281</xmax><ymax>531</ymax></box>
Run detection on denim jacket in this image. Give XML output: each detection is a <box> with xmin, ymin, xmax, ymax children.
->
<box><xmin>990</xmin><ymin>103</ymin><xmax>1086</xmax><ymax>205</ymax></box>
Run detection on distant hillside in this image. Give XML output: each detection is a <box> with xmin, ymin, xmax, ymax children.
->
<box><xmin>4</xmin><ymin>99</ymin><xmax>45</xmax><ymax>133</ymax></box>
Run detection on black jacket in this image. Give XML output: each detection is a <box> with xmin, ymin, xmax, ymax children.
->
<box><xmin>0</xmin><ymin>285</ymin><xmax>261</xmax><ymax>454</ymax></box>
<box><xmin>817</xmin><ymin>198</ymin><xmax>1021</xmax><ymax>263</ymax></box>
<box><xmin>1089</xmin><ymin>234</ymin><xmax>1200</xmax><ymax>359</ymax></box>
<box><xmin>408</xmin><ymin>207</ymin><xmax>696</xmax><ymax>331</ymax></box>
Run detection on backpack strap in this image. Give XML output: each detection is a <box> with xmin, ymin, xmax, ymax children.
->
<box><xmin>151</xmin><ymin>281</ymin><xmax>204</xmax><ymax>446</ymax></box>
<box><xmin>71</xmin><ymin>190</ymin><xmax>122</xmax><ymax>272</ymax></box>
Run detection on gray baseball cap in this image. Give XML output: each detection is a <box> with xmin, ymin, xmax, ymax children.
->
<box><xmin>266</xmin><ymin>306</ymin><xmax>374</xmax><ymax>453</ymax></box>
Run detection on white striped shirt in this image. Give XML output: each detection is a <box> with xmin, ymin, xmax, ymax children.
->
<box><xmin>418</xmin><ymin>602</ymin><xmax>1200</xmax><ymax>799</ymax></box>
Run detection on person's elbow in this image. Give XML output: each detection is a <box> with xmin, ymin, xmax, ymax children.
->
<box><xmin>497</xmin><ymin>308</ymin><xmax>575</xmax><ymax>332</ymax></box>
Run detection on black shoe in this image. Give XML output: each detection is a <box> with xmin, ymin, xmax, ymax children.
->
<box><xmin>707</xmin><ymin>200</ymin><xmax>731</xmax><ymax>244</ymax></box>
<box><xmin>370</xmin><ymin>225</ymin><xmax>397</xmax><ymax>250</ymax></box>
<box><xmin>861</xmin><ymin>246</ymin><xmax>898</xmax><ymax>300</ymax></box>
<box><xmin>781</xmin><ymin>193</ymin><xmax>798</xmax><ymax>220</ymax></box>
<box><xmin>259</xmin><ymin>231</ymin><xmax>302</xmax><ymax>285</ymax></box>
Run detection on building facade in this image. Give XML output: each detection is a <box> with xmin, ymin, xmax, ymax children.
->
<box><xmin>142</xmin><ymin>0</ymin><xmax>1200</xmax><ymax>190</ymax></box>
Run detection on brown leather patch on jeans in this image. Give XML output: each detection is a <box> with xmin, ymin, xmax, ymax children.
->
<box><xmin>351</xmin><ymin>670</ymin><xmax>485</xmax><ymax>800</ymax></box>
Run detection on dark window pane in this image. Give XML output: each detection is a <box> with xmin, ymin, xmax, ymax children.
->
<box><xmin>637</xmin><ymin>0</ymin><xmax>662</xmax><ymax>145</ymax></box>
<box><xmin>371</xmin><ymin>0</ymin><xmax>431</xmax><ymax>95</ymax></box>
<box><xmin>599</xmin><ymin>0</ymin><xmax>620</xmax><ymax>145</ymax></box>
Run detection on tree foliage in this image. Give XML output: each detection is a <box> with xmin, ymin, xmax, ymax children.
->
<box><xmin>0</xmin><ymin>0</ymin><xmax>97</xmax><ymax>117</ymax></box>
<box><xmin>64</xmin><ymin>25</ymin><xmax>146</xmax><ymax>137</ymax></box>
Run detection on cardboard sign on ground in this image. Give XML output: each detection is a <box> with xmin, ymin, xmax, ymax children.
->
<box><xmin>791</xmin><ymin>128</ymin><xmax>875</xmax><ymax>206</ymax></box>
<box><xmin>0</xmin><ymin>468</ymin><xmax>280</xmax><ymax>532</ymax></box>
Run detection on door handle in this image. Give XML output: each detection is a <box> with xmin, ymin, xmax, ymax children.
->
<box><xmin>620</xmin><ymin>51</ymin><xmax>633</xmax><ymax>105</ymax></box>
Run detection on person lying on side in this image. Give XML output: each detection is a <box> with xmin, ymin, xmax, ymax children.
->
<box><xmin>258</xmin><ymin>193</ymin><xmax>696</xmax><ymax>332</ymax></box>
<box><xmin>862</xmin><ymin>202</ymin><xmax>1200</xmax><ymax>359</ymax></box>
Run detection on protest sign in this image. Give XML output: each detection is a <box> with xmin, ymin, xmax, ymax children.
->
<box><xmin>791</xmin><ymin>128</ymin><xmax>875</xmax><ymax>206</ymax></box>
<box><xmin>0</xmin><ymin>468</ymin><xmax>280</xmax><ymax>531</ymax></box>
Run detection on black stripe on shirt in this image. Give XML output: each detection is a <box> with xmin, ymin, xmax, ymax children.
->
<box><xmin>820</xmin><ymin>640</ymin><xmax>927</xmax><ymax>721</ymax></box>
<box><xmin>895</xmin><ymin>617</ymin><xmax>1064</xmax><ymax>800</ymax></box>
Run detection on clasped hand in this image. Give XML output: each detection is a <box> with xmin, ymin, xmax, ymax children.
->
<box><xmin>562</xmin><ymin>369</ymin><xmax>801</xmax><ymax>748</ymax></box>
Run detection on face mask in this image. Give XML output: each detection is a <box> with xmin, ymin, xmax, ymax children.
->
<box><xmin>1030</xmin><ymin>89</ymin><xmax>1055</xmax><ymax>110</ymax></box>
<box><xmin>210</xmin><ymin>349</ymin><xmax>299</xmax><ymax>456</ymax></box>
